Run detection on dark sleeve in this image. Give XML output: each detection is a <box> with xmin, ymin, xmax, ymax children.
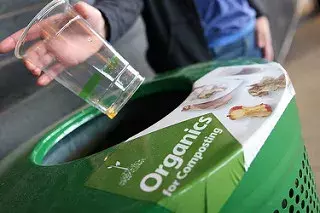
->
<box><xmin>94</xmin><ymin>0</ymin><xmax>144</xmax><ymax>43</ymax></box>
<box><xmin>248</xmin><ymin>0</ymin><xmax>266</xmax><ymax>18</ymax></box>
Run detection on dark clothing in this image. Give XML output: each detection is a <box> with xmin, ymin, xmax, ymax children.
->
<box><xmin>94</xmin><ymin>0</ymin><xmax>144</xmax><ymax>44</ymax></box>
<box><xmin>94</xmin><ymin>0</ymin><xmax>265</xmax><ymax>73</ymax></box>
<box><xmin>142</xmin><ymin>0</ymin><xmax>213</xmax><ymax>73</ymax></box>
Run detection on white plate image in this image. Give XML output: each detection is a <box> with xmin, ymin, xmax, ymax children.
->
<box><xmin>184</xmin><ymin>78</ymin><xmax>244</xmax><ymax>106</ymax></box>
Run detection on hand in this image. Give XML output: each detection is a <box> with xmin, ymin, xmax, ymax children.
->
<box><xmin>255</xmin><ymin>16</ymin><xmax>274</xmax><ymax>61</ymax></box>
<box><xmin>0</xmin><ymin>1</ymin><xmax>107</xmax><ymax>86</ymax></box>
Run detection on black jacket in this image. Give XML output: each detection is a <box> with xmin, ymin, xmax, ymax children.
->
<box><xmin>95</xmin><ymin>0</ymin><xmax>265</xmax><ymax>73</ymax></box>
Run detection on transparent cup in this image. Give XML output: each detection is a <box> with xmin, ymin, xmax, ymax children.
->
<box><xmin>14</xmin><ymin>0</ymin><xmax>144</xmax><ymax>119</ymax></box>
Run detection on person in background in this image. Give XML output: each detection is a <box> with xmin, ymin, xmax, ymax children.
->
<box><xmin>194</xmin><ymin>0</ymin><xmax>273</xmax><ymax>60</ymax></box>
<box><xmin>0</xmin><ymin>0</ymin><xmax>273</xmax><ymax>85</ymax></box>
<box><xmin>94</xmin><ymin>0</ymin><xmax>274</xmax><ymax>72</ymax></box>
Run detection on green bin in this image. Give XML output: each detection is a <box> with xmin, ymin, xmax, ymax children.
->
<box><xmin>0</xmin><ymin>59</ymin><xmax>318</xmax><ymax>213</ymax></box>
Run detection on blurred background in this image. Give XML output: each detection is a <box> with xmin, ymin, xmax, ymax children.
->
<box><xmin>0</xmin><ymin>0</ymin><xmax>320</xmax><ymax>191</ymax></box>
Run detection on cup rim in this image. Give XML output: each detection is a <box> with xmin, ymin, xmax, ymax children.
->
<box><xmin>14</xmin><ymin>0</ymin><xmax>69</xmax><ymax>59</ymax></box>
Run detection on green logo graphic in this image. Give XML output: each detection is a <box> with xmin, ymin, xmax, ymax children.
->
<box><xmin>105</xmin><ymin>159</ymin><xmax>146</xmax><ymax>186</ymax></box>
<box><xmin>86</xmin><ymin>114</ymin><xmax>244</xmax><ymax>212</ymax></box>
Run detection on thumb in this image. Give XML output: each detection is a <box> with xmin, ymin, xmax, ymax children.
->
<box><xmin>72</xmin><ymin>1</ymin><xmax>106</xmax><ymax>39</ymax></box>
<box><xmin>73</xmin><ymin>1</ymin><xmax>98</xmax><ymax>21</ymax></box>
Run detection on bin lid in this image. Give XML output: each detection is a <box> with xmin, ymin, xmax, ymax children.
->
<box><xmin>0</xmin><ymin>60</ymin><xmax>298</xmax><ymax>213</ymax></box>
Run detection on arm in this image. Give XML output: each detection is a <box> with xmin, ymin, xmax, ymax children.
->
<box><xmin>94</xmin><ymin>0</ymin><xmax>144</xmax><ymax>43</ymax></box>
<box><xmin>0</xmin><ymin>1</ymin><xmax>144</xmax><ymax>86</ymax></box>
<box><xmin>248</xmin><ymin>0</ymin><xmax>274</xmax><ymax>61</ymax></box>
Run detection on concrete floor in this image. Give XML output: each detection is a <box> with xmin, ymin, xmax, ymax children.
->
<box><xmin>285</xmin><ymin>15</ymin><xmax>320</xmax><ymax>193</ymax></box>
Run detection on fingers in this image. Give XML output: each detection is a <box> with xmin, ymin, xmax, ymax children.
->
<box><xmin>73</xmin><ymin>1</ymin><xmax>100</xmax><ymax>21</ymax></box>
<box><xmin>255</xmin><ymin>17</ymin><xmax>274</xmax><ymax>61</ymax></box>
<box><xmin>23</xmin><ymin>40</ymin><xmax>64</xmax><ymax>86</ymax></box>
<box><xmin>24</xmin><ymin>60</ymin><xmax>42</xmax><ymax>76</ymax></box>
<box><xmin>264</xmin><ymin>44</ymin><xmax>274</xmax><ymax>61</ymax></box>
<box><xmin>261</xmin><ymin>34</ymin><xmax>274</xmax><ymax>61</ymax></box>
<box><xmin>265</xmin><ymin>34</ymin><xmax>273</xmax><ymax>61</ymax></box>
<box><xmin>0</xmin><ymin>14</ymin><xmax>64</xmax><ymax>54</ymax></box>
<box><xmin>74</xmin><ymin>1</ymin><xmax>91</xmax><ymax>19</ymax></box>
<box><xmin>23</xmin><ymin>41</ymin><xmax>55</xmax><ymax>75</ymax></box>
<box><xmin>25</xmin><ymin>53</ymin><xmax>54</xmax><ymax>76</ymax></box>
<box><xmin>0</xmin><ymin>23</ymin><xmax>45</xmax><ymax>53</ymax></box>
<box><xmin>0</xmin><ymin>32</ymin><xmax>24</xmax><ymax>53</ymax></box>
<box><xmin>37</xmin><ymin>63</ymin><xmax>65</xmax><ymax>86</ymax></box>
<box><xmin>22</xmin><ymin>39</ymin><xmax>62</xmax><ymax>86</ymax></box>
<box><xmin>73</xmin><ymin>1</ymin><xmax>106</xmax><ymax>39</ymax></box>
<box><xmin>256</xmin><ymin>29</ymin><xmax>265</xmax><ymax>49</ymax></box>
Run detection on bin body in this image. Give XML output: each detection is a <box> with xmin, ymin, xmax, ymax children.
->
<box><xmin>221</xmin><ymin>98</ymin><xmax>319</xmax><ymax>213</ymax></box>
<box><xmin>0</xmin><ymin>59</ymin><xmax>318</xmax><ymax>213</ymax></box>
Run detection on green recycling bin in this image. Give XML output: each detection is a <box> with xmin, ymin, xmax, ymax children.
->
<box><xmin>0</xmin><ymin>59</ymin><xmax>319</xmax><ymax>213</ymax></box>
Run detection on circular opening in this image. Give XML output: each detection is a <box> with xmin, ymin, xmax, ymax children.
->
<box><xmin>309</xmin><ymin>181</ymin><xmax>311</xmax><ymax>189</ymax></box>
<box><xmin>307</xmin><ymin>205</ymin><xmax>310</xmax><ymax>213</ymax></box>
<box><xmin>296</xmin><ymin>211</ymin><xmax>300</xmax><ymax>213</ymax></box>
<box><xmin>289</xmin><ymin>188</ymin><xmax>294</xmax><ymax>198</ymax></box>
<box><xmin>34</xmin><ymin>80</ymin><xmax>193</xmax><ymax>166</ymax></box>
<box><xmin>303</xmin><ymin>160</ymin><xmax>305</xmax><ymax>169</ymax></box>
<box><xmin>299</xmin><ymin>169</ymin><xmax>303</xmax><ymax>178</ymax></box>
<box><xmin>306</xmin><ymin>190</ymin><xmax>309</xmax><ymax>199</ymax></box>
<box><xmin>273</xmin><ymin>210</ymin><xmax>279</xmax><ymax>213</ymax></box>
<box><xmin>301</xmin><ymin>185</ymin><xmax>304</xmax><ymax>193</ymax></box>
<box><xmin>295</xmin><ymin>179</ymin><xmax>299</xmax><ymax>188</ymax></box>
<box><xmin>282</xmin><ymin>199</ymin><xmax>288</xmax><ymax>209</ymax></box>
<box><xmin>302</xmin><ymin>200</ymin><xmax>305</xmax><ymax>209</ymax></box>
<box><xmin>305</xmin><ymin>176</ymin><xmax>307</xmax><ymax>184</ymax></box>
<box><xmin>296</xmin><ymin>195</ymin><xmax>300</xmax><ymax>204</ymax></box>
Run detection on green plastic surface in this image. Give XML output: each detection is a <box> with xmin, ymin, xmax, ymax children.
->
<box><xmin>1</xmin><ymin>59</ymin><xmax>318</xmax><ymax>213</ymax></box>
<box><xmin>221</xmin><ymin>98</ymin><xmax>320</xmax><ymax>213</ymax></box>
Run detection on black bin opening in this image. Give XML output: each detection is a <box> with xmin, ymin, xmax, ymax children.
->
<box><xmin>42</xmin><ymin>88</ymin><xmax>191</xmax><ymax>166</ymax></box>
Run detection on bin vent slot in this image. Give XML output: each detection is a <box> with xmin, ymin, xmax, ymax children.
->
<box><xmin>273</xmin><ymin>148</ymin><xmax>320</xmax><ymax>213</ymax></box>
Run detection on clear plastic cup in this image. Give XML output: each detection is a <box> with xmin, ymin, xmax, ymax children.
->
<box><xmin>14</xmin><ymin>0</ymin><xmax>144</xmax><ymax>119</ymax></box>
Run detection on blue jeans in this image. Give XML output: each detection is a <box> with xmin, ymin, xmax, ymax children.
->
<box><xmin>211</xmin><ymin>30</ymin><xmax>262</xmax><ymax>60</ymax></box>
